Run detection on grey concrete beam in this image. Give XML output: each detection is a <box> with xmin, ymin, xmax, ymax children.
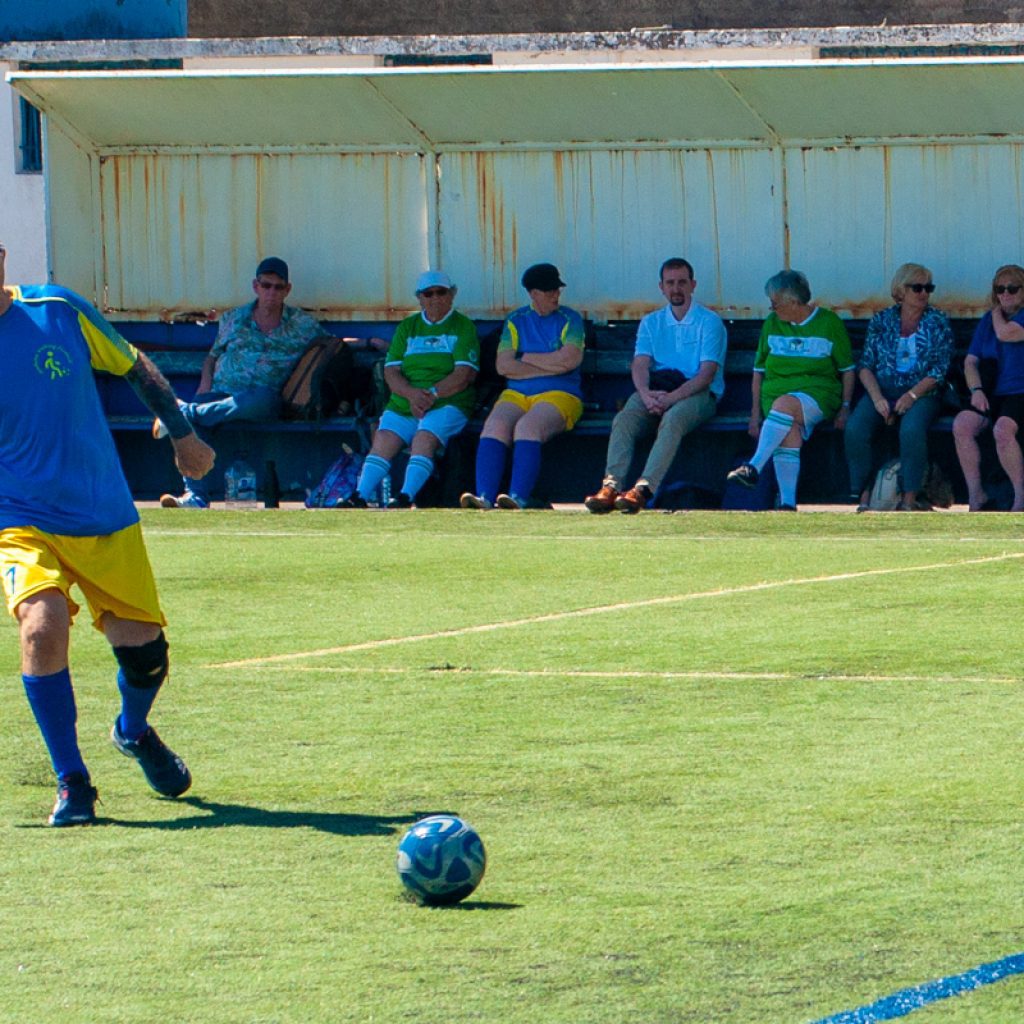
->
<box><xmin>3</xmin><ymin>23</ymin><xmax>1024</xmax><ymax>63</ymax></box>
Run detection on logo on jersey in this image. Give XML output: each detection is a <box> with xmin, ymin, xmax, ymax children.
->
<box><xmin>34</xmin><ymin>345</ymin><xmax>72</xmax><ymax>380</ymax></box>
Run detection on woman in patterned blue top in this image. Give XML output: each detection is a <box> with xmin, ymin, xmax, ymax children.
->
<box><xmin>844</xmin><ymin>263</ymin><xmax>953</xmax><ymax>511</ymax></box>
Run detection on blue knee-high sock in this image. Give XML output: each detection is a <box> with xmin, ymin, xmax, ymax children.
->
<box><xmin>509</xmin><ymin>440</ymin><xmax>543</xmax><ymax>503</ymax></box>
<box><xmin>772</xmin><ymin>447</ymin><xmax>801</xmax><ymax>506</ymax></box>
<box><xmin>356</xmin><ymin>454</ymin><xmax>391</xmax><ymax>501</ymax></box>
<box><xmin>117</xmin><ymin>670</ymin><xmax>161</xmax><ymax>741</ymax></box>
<box><xmin>22</xmin><ymin>668</ymin><xmax>89</xmax><ymax>780</ymax></box>
<box><xmin>751</xmin><ymin>410</ymin><xmax>795</xmax><ymax>471</ymax></box>
<box><xmin>401</xmin><ymin>455</ymin><xmax>434</xmax><ymax>501</ymax></box>
<box><xmin>475</xmin><ymin>437</ymin><xmax>509</xmax><ymax>503</ymax></box>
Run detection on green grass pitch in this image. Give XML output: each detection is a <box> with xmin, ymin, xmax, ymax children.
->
<box><xmin>2</xmin><ymin>509</ymin><xmax>1023</xmax><ymax>1023</ymax></box>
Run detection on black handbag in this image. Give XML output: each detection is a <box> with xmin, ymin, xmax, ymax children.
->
<box><xmin>647</xmin><ymin>368</ymin><xmax>687</xmax><ymax>392</ymax></box>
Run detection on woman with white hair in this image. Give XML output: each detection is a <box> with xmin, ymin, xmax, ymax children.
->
<box><xmin>727</xmin><ymin>269</ymin><xmax>855</xmax><ymax>510</ymax></box>
<box><xmin>844</xmin><ymin>263</ymin><xmax>953</xmax><ymax>512</ymax></box>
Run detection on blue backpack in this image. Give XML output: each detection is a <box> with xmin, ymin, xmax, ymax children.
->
<box><xmin>305</xmin><ymin>448</ymin><xmax>364</xmax><ymax>508</ymax></box>
<box><xmin>721</xmin><ymin>458</ymin><xmax>777</xmax><ymax>511</ymax></box>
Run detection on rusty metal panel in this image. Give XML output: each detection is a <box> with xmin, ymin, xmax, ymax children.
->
<box><xmin>439</xmin><ymin>148</ymin><xmax>784</xmax><ymax>319</ymax></box>
<box><xmin>99</xmin><ymin>151</ymin><xmax>429</xmax><ymax>316</ymax></box>
<box><xmin>16</xmin><ymin>59</ymin><xmax>1024</xmax><ymax>319</ymax></box>
<box><xmin>785</xmin><ymin>142</ymin><xmax>1024</xmax><ymax>316</ymax></box>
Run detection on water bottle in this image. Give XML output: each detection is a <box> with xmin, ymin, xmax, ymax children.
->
<box><xmin>224</xmin><ymin>453</ymin><xmax>258</xmax><ymax>510</ymax></box>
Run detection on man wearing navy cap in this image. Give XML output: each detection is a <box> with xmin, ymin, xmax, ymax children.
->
<box><xmin>156</xmin><ymin>256</ymin><xmax>322</xmax><ymax>508</ymax></box>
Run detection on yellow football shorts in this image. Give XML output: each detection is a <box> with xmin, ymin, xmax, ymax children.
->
<box><xmin>495</xmin><ymin>388</ymin><xmax>584</xmax><ymax>430</ymax></box>
<box><xmin>0</xmin><ymin>523</ymin><xmax>166</xmax><ymax>629</ymax></box>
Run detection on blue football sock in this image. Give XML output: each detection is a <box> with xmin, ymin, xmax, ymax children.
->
<box><xmin>773</xmin><ymin>447</ymin><xmax>801</xmax><ymax>506</ymax></box>
<box><xmin>401</xmin><ymin>455</ymin><xmax>434</xmax><ymax>501</ymax></box>
<box><xmin>22</xmin><ymin>668</ymin><xmax>88</xmax><ymax>780</ymax></box>
<box><xmin>117</xmin><ymin>669</ymin><xmax>161</xmax><ymax>741</ymax></box>
<box><xmin>509</xmin><ymin>440</ymin><xmax>543</xmax><ymax>503</ymax></box>
<box><xmin>356</xmin><ymin>454</ymin><xmax>391</xmax><ymax>501</ymax></box>
<box><xmin>751</xmin><ymin>410</ymin><xmax>795</xmax><ymax>471</ymax></box>
<box><xmin>474</xmin><ymin>437</ymin><xmax>509</xmax><ymax>503</ymax></box>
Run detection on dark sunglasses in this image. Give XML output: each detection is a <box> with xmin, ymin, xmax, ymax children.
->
<box><xmin>420</xmin><ymin>288</ymin><xmax>450</xmax><ymax>298</ymax></box>
<box><xmin>907</xmin><ymin>283</ymin><xmax>936</xmax><ymax>294</ymax></box>
<box><xmin>995</xmin><ymin>284</ymin><xmax>1022</xmax><ymax>295</ymax></box>
<box><xmin>256</xmin><ymin>279</ymin><xmax>288</xmax><ymax>291</ymax></box>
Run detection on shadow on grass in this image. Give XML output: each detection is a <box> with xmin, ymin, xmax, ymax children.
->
<box><xmin>441</xmin><ymin>901</ymin><xmax>521</xmax><ymax>911</ymax></box>
<box><xmin>110</xmin><ymin>796</ymin><xmax>419</xmax><ymax>836</ymax></box>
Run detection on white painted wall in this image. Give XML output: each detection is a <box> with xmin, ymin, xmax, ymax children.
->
<box><xmin>0</xmin><ymin>63</ymin><xmax>47</xmax><ymax>283</ymax></box>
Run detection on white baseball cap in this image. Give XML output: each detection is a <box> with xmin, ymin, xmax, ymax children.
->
<box><xmin>415</xmin><ymin>270</ymin><xmax>454</xmax><ymax>293</ymax></box>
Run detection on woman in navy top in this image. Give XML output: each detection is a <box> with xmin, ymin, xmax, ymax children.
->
<box><xmin>953</xmin><ymin>264</ymin><xmax>1024</xmax><ymax>511</ymax></box>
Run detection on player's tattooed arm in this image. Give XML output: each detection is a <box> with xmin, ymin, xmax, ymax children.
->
<box><xmin>124</xmin><ymin>352</ymin><xmax>193</xmax><ymax>440</ymax></box>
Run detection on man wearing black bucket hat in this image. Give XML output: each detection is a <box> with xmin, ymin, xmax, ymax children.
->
<box><xmin>460</xmin><ymin>263</ymin><xmax>585</xmax><ymax>510</ymax></box>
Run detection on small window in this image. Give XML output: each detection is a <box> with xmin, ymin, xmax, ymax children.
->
<box><xmin>18</xmin><ymin>97</ymin><xmax>42</xmax><ymax>174</ymax></box>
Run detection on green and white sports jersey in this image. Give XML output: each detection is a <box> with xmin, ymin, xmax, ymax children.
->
<box><xmin>754</xmin><ymin>307</ymin><xmax>854</xmax><ymax>417</ymax></box>
<box><xmin>385</xmin><ymin>309</ymin><xmax>480</xmax><ymax>417</ymax></box>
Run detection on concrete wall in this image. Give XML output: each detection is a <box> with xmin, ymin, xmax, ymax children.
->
<box><xmin>0</xmin><ymin>66</ymin><xmax>47</xmax><ymax>282</ymax></box>
<box><xmin>189</xmin><ymin>2</ymin><xmax>1024</xmax><ymax>37</ymax></box>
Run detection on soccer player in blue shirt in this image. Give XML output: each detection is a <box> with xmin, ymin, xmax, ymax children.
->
<box><xmin>0</xmin><ymin>243</ymin><xmax>215</xmax><ymax>825</ymax></box>
<box><xmin>460</xmin><ymin>263</ymin><xmax>586</xmax><ymax>509</ymax></box>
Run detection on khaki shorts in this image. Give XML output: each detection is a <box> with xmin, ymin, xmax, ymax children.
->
<box><xmin>495</xmin><ymin>388</ymin><xmax>584</xmax><ymax>430</ymax></box>
<box><xmin>0</xmin><ymin>523</ymin><xmax>166</xmax><ymax>629</ymax></box>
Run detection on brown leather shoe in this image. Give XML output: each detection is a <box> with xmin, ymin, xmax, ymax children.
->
<box><xmin>614</xmin><ymin>485</ymin><xmax>652</xmax><ymax>514</ymax></box>
<box><xmin>584</xmin><ymin>484</ymin><xmax>619</xmax><ymax>514</ymax></box>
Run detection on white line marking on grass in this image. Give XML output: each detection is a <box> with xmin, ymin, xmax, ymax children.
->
<box><xmin>146</xmin><ymin>529</ymin><xmax>1024</xmax><ymax>544</ymax></box>
<box><xmin>210</xmin><ymin>551</ymin><xmax>1024</xmax><ymax>669</ymax></box>
<box><xmin>239</xmin><ymin>665</ymin><xmax>1022</xmax><ymax>685</ymax></box>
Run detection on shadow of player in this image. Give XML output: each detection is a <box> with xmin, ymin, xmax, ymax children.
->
<box><xmin>110</xmin><ymin>795</ymin><xmax>419</xmax><ymax>836</ymax></box>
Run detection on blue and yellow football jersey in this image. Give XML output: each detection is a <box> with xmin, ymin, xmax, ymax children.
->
<box><xmin>498</xmin><ymin>304</ymin><xmax>586</xmax><ymax>398</ymax></box>
<box><xmin>0</xmin><ymin>285</ymin><xmax>140</xmax><ymax>536</ymax></box>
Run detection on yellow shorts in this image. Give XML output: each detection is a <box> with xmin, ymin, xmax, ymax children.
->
<box><xmin>496</xmin><ymin>389</ymin><xmax>584</xmax><ymax>430</ymax></box>
<box><xmin>0</xmin><ymin>523</ymin><xmax>166</xmax><ymax>630</ymax></box>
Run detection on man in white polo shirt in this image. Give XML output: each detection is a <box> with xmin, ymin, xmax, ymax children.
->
<box><xmin>585</xmin><ymin>258</ymin><xmax>728</xmax><ymax>513</ymax></box>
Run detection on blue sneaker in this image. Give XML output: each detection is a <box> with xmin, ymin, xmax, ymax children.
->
<box><xmin>49</xmin><ymin>772</ymin><xmax>98</xmax><ymax>827</ymax></box>
<box><xmin>159</xmin><ymin>492</ymin><xmax>208</xmax><ymax>509</ymax></box>
<box><xmin>111</xmin><ymin>719</ymin><xmax>192</xmax><ymax>797</ymax></box>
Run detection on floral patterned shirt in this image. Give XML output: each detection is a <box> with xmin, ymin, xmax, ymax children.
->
<box><xmin>858</xmin><ymin>304</ymin><xmax>953</xmax><ymax>391</ymax></box>
<box><xmin>210</xmin><ymin>301</ymin><xmax>322</xmax><ymax>392</ymax></box>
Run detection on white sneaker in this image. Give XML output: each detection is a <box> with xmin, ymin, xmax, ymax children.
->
<box><xmin>459</xmin><ymin>492</ymin><xmax>493</xmax><ymax>510</ymax></box>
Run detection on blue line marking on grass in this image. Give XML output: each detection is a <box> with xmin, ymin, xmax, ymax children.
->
<box><xmin>811</xmin><ymin>951</ymin><xmax>1024</xmax><ymax>1023</ymax></box>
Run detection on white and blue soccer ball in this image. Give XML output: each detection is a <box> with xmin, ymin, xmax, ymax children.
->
<box><xmin>396</xmin><ymin>814</ymin><xmax>486</xmax><ymax>905</ymax></box>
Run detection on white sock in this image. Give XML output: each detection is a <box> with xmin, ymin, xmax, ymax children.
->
<box><xmin>772</xmin><ymin>447</ymin><xmax>801</xmax><ymax>506</ymax></box>
<box><xmin>751</xmin><ymin>410</ymin><xmax>794</xmax><ymax>471</ymax></box>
